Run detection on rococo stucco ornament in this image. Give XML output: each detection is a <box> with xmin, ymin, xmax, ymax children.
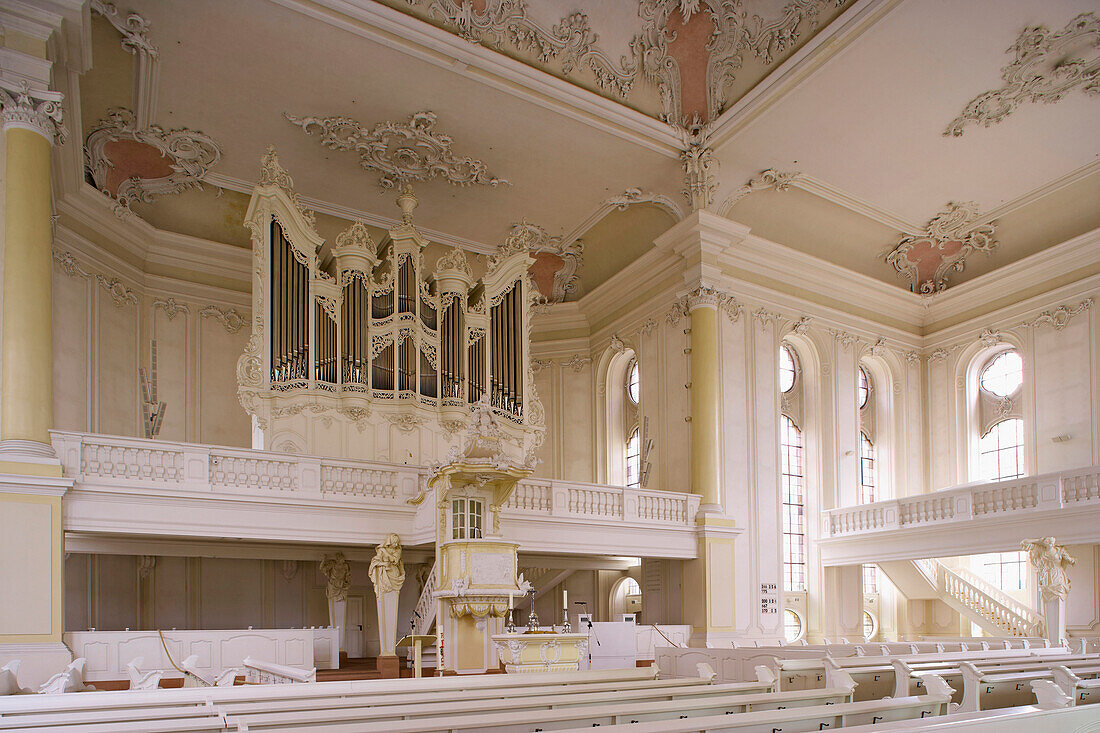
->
<box><xmin>945</xmin><ymin>13</ymin><xmax>1099</xmax><ymax>137</ymax></box>
<box><xmin>604</xmin><ymin>188</ymin><xmax>686</xmax><ymax>222</ymax></box>
<box><xmin>1020</xmin><ymin>298</ymin><xmax>1093</xmax><ymax>331</ymax></box>
<box><xmin>680</xmin><ymin>125</ymin><xmax>718</xmax><ymax>211</ymax></box>
<box><xmin>85</xmin><ymin>108</ymin><xmax>222</xmax><ymax>218</ymax></box>
<box><xmin>720</xmin><ymin>168</ymin><xmax>803</xmax><ymax>214</ymax></box>
<box><xmin>90</xmin><ymin>0</ymin><xmax>158</xmax><ymax>59</ymax></box>
<box><xmin>285</xmin><ymin>110</ymin><xmax>509</xmax><ymax>191</ymax></box>
<box><xmin>506</xmin><ymin>222</ymin><xmax>583</xmax><ymax>304</ymax></box>
<box><xmin>320</xmin><ymin>553</ymin><xmax>351</xmax><ymax>602</ymax></box>
<box><xmin>884</xmin><ymin>201</ymin><xmax>997</xmax><ymax>293</ymax></box>
<box><xmin>1021</xmin><ymin>537</ymin><xmax>1076</xmax><ymax>603</ymax></box>
<box><xmin>368</xmin><ymin>533</ymin><xmax>406</xmax><ymax>596</ymax></box>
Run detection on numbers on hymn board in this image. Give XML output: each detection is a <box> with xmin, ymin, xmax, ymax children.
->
<box><xmin>760</xmin><ymin>582</ymin><xmax>778</xmax><ymax>614</ymax></box>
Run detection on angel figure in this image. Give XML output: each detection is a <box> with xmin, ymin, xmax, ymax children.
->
<box><xmin>369</xmin><ymin>533</ymin><xmax>406</xmax><ymax>596</ymax></box>
<box><xmin>1021</xmin><ymin>537</ymin><xmax>1076</xmax><ymax>602</ymax></box>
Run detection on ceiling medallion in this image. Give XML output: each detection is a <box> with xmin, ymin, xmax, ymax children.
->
<box><xmin>884</xmin><ymin>202</ymin><xmax>997</xmax><ymax>293</ymax></box>
<box><xmin>85</xmin><ymin>108</ymin><xmax>221</xmax><ymax>218</ymax></box>
<box><xmin>945</xmin><ymin>12</ymin><xmax>1099</xmax><ymax>137</ymax></box>
<box><xmin>285</xmin><ymin>110</ymin><xmax>509</xmax><ymax>192</ymax></box>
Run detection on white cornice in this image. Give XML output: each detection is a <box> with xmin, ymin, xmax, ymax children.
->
<box><xmin>792</xmin><ymin>174</ymin><xmax>921</xmax><ymax>234</ymax></box>
<box><xmin>707</xmin><ymin>0</ymin><xmax>904</xmax><ymax>150</ymax></box>
<box><xmin>267</xmin><ymin>0</ymin><xmax>682</xmax><ymax>158</ymax></box>
<box><xmin>983</xmin><ymin>160</ymin><xmax>1100</xmax><ymax>222</ymax></box>
<box><xmin>920</xmin><ymin>226</ymin><xmax>1100</xmax><ymax>328</ymax></box>
<box><xmin>206</xmin><ymin>171</ymin><xmax>498</xmax><ymax>256</ymax></box>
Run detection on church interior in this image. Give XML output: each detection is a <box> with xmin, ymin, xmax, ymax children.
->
<box><xmin>1</xmin><ymin>0</ymin><xmax>1099</xmax><ymax>730</ymax></box>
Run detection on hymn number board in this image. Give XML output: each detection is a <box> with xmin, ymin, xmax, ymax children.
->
<box><xmin>760</xmin><ymin>583</ymin><xmax>778</xmax><ymax>614</ymax></box>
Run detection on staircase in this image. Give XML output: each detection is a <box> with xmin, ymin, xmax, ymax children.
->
<box><xmin>877</xmin><ymin>558</ymin><xmax>1044</xmax><ymax>637</ymax></box>
<box><xmin>404</xmin><ymin>561</ymin><xmax>438</xmax><ymax>671</ymax></box>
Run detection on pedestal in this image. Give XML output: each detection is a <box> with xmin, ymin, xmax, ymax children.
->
<box><xmin>1043</xmin><ymin>597</ymin><xmax>1066</xmax><ymax>643</ymax></box>
<box><xmin>328</xmin><ymin>596</ymin><xmax>347</xmax><ymax>652</ymax></box>
<box><xmin>376</xmin><ymin>589</ymin><xmax>399</xmax><ymax>657</ymax></box>
<box><xmin>492</xmin><ymin>632</ymin><xmax>590</xmax><ymax>673</ymax></box>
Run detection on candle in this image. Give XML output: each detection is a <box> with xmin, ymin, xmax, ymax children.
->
<box><xmin>508</xmin><ymin>592</ymin><xmax>513</xmax><ymax>610</ymax></box>
<box><xmin>563</xmin><ymin>589</ymin><xmax>567</xmax><ymax>608</ymax></box>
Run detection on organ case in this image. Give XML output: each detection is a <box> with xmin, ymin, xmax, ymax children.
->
<box><xmin>237</xmin><ymin>148</ymin><xmax>543</xmax><ymax>464</ymax></box>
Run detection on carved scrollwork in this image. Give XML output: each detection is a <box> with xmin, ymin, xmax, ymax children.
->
<box><xmin>1020</xmin><ymin>298</ymin><xmax>1093</xmax><ymax>331</ymax></box>
<box><xmin>200</xmin><ymin>305</ymin><xmax>247</xmax><ymax>334</ymax></box>
<box><xmin>720</xmin><ymin>168</ymin><xmax>803</xmax><ymax>214</ymax></box>
<box><xmin>436</xmin><ymin>246</ymin><xmax>473</xmax><ymax>277</ymax></box>
<box><xmin>505</xmin><ymin>222</ymin><xmax>582</xmax><ymax>304</ymax></box>
<box><xmin>286</xmin><ymin>110</ymin><xmax>509</xmax><ymax>191</ymax></box>
<box><xmin>90</xmin><ymin>0</ymin><xmax>158</xmax><ymax>58</ymax></box>
<box><xmin>885</xmin><ymin>202</ymin><xmax>997</xmax><ymax>293</ymax></box>
<box><xmin>0</xmin><ymin>79</ymin><xmax>66</xmax><ymax>145</ymax></box>
<box><xmin>85</xmin><ymin>108</ymin><xmax>221</xmax><ymax>217</ymax></box>
<box><xmin>153</xmin><ymin>298</ymin><xmax>189</xmax><ymax>320</ymax></box>
<box><xmin>945</xmin><ymin>13</ymin><xmax>1100</xmax><ymax>137</ymax></box>
<box><xmin>680</xmin><ymin>125</ymin><xmax>717</xmax><ymax>211</ymax></box>
<box><xmin>604</xmin><ymin>188</ymin><xmax>686</xmax><ymax>221</ymax></box>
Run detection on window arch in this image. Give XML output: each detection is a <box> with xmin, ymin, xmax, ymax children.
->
<box><xmin>974</xmin><ymin>348</ymin><xmax>1025</xmax><ymax>482</ymax></box>
<box><xmin>599</xmin><ymin>344</ymin><xmax>641</xmax><ymax>486</ymax></box>
<box><xmin>626</xmin><ymin>427</ymin><xmax>641</xmax><ymax>488</ymax></box>
<box><xmin>627</xmin><ymin>359</ymin><xmax>640</xmax><ymax>405</ymax></box>
<box><xmin>780</xmin><ymin>414</ymin><xmax>806</xmax><ymax>592</ymax></box>
<box><xmin>783</xmin><ymin>608</ymin><xmax>804</xmax><ymax>643</ymax></box>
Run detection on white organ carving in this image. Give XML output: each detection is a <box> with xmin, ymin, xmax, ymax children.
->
<box><xmin>237</xmin><ymin>148</ymin><xmax>543</xmax><ymax>463</ymax></box>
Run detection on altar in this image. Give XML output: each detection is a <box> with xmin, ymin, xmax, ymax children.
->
<box><xmin>492</xmin><ymin>632</ymin><xmax>590</xmax><ymax>674</ymax></box>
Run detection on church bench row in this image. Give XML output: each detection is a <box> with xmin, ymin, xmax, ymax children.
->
<box><xmin>1051</xmin><ymin>664</ymin><xmax>1100</xmax><ymax>704</ymax></box>
<box><xmin>517</xmin><ymin>689</ymin><xmax>954</xmax><ymax>733</ymax></box>
<box><xmin>214</xmin><ymin>670</ymin><xmax>771</xmax><ymax>717</ymax></box>
<box><xmin>0</xmin><ymin>718</ymin><xmax>226</xmax><ymax>733</ymax></box>
<box><xmin>958</xmin><ymin>660</ymin><xmax>1100</xmax><ymax>712</ymax></box>
<box><xmin>230</xmin><ymin>684</ymin><xmax>857</xmax><ymax>732</ymax></box>
<box><xmin>0</xmin><ymin>705</ymin><xmax>218</xmax><ymax>730</ymax></box>
<box><xmin>0</xmin><ymin>665</ymin><xmax>666</xmax><ymax>716</ymax></box>
<box><xmin>894</xmin><ymin>655</ymin><xmax>1100</xmax><ymax>696</ymax></box>
<box><xmin>775</xmin><ymin>646</ymin><xmax>1083</xmax><ymax>690</ymax></box>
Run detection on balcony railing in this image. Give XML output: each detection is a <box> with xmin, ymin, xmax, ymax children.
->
<box><xmin>822</xmin><ymin>466</ymin><xmax>1100</xmax><ymax>539</ymax></box>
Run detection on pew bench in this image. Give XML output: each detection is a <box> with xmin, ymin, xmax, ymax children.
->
<box><xmin>0</xmin><ymin>716</ymin><xmax>226</xmax><ymax>733</ymax></box>
<box><xmin>215</xmin><ymin>672</ymin><xmax>760</xmax><ymax>717</ymax></box>
<box><xmin>959</xmin><ymin>661</ymin><xmax>1100</xmax><ymax>712</ymax></box>
<box><xmin>1051</xmin><ymin>664</ymin><xmax>1100</xmax><ymax>705</ymax></box>
<box><xmin>230</xmin><ymin>685</ymin><xmax>860</xmax><ymax>732</ymax></box>
<box><xmin>894</xmin><ymin>655</ymin><xmax>1100</xmax><ymax>700</ymax></box>
<box><xmin>528</xmin><ymin>690</ymin><xmax>953</xmax><ymax>733</ymax></box>
<box><xmin>0</xmin><ymin>704</ymin><xmax>217</xmax><ymax>730</ymax></box>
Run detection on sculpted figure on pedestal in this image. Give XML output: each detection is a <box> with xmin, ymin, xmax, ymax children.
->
<box><xmin>320</xmin><ymin>552</ymin><xmax>351</xmax><ymax>601</ymax></box>
<box><xmin>1022</xmin><ymin>537</ymin><xmax>1076</xmax><ymax>602</ymax></box>
<box><xmin>369</xmin><ymin>533</ymin><xmax>406</xmax><ymax>596</ymax></box>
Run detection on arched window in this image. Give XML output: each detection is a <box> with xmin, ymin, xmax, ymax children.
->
<box><xmin>625</xmin><ymin>427</ymin><xmax>641</xmax><ymax>488</ymax></box>
<box><xmin>779</xmin><ymin>345</ymin><xmax>797</xmax><ymax>393</ymax></box>
<box><xmin>862</xmin><ymin>563</ymin><xmax>878</xmax><ymax>595</ymax></box>
<box><xmin>862</xmin><ymin>610</ymin><xmax>877</xmax><ymax>640</ymax></box>
<box><xmin>976</xmin><ymin>349</ymin><xmax>1024</xmax><ymax>481</ymax></box>
<box><xmin>783</xmin><ymin>608</ymin><xmax>803</xmax><ymax>642</ymax></box>
<box><xmin>858</xmin><ymin>367</ymin><xmax>870</xmax><ymax>409</ymax></box>
<box><xmin>859</xmin><ymin>432</ymin><xmax>876</xmax><ymax>503</ymax></box>
<box><xmin>627</xmin><ymin>360</ymin><xmax>640</xmax><ymax>405</ymax></box>
<box><xmin>780</xmin><ymin>414</ymin><xmax>806</xmax><ymax>592</ymax></box>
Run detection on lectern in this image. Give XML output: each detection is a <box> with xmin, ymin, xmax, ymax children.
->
<box><xmin>396</xmin><ymin>634</ymin><xmax>437</xmax><ymax>678</ymax></box>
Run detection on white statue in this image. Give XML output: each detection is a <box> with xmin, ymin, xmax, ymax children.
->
<box><xmin>369</xmin><ymin>533</ymin><xmax>406</xmax><ymax>596</ymax></box>
<box><xmin>1022</xmin><ymin>537</ymin><xmax>1076</xmax><ymax>602</ymax></box>
<box><xmin>320</xmin><ymin>553</ymin><xmax>351</xmax><ymax>602</ymax></box>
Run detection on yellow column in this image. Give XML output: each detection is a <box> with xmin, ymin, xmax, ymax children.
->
<box><xmin>0</xmin><ymin>82</ymin><xmax>73</xmax><ymax>685</ymax></box>
<box><xmin>688</xmin><ymin>298</ymin><xmax>721</xmax><ymax>509</ymax></box>
<box><xmin>2</xmin><ymin>127</ymin><xmax>54</xmax><ymax>448</ymax></box>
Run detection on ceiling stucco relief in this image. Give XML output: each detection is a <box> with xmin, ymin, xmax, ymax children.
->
<box><xmin>884</xmin><ymin>202</ymin><xmax>998</xmax><ymax>294</ymax></box>
<box><xmin>719</xmin><ymin>167</ymin><xmax>802</xmax><ymax>215</ymax></box>
<box><xmin>386</xmin><ymin>0</ymin><xmax>851</xmax><ymax>124</ymax></box>
<box><xmin>90</xmin><ymin>0</ymin><xmax>157</xmax><ymax>59</ymax></box>
<box><xmin>945</xmin><ymin>12</ymin><xmax>1099</xmax><ymax>137</ymax></box>
<box><xmin>506</xmin><ymin>222</ymin><xmax>583</xmax><ymax>304</ymax></box>
<box><xmin>85</xmin><ymin>108</ymin><xmax>222</xmax><ymax>219</ymax></box>
<box><xmin>285</xmin><ymin>110</ymin><xmax>509</xmax><ymax>192</ymax></box>
<box><xmin>604</xmin><ymin>188</ymin><xmax>685</xmax><ymax>222</ymax></box>
<box><xmin>681</xmin><ymin>124</ymin><xmax>718</xmax><ymax>210</ymax></box>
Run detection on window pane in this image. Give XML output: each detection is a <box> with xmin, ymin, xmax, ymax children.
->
<box><xmin>980</xmin><ymin>351</ymin><xmax>1022</xmax><ymax>397</ymax></box>
<box><xmin>860</xmin><ymin>433</ymin><xmax>875</xmax><ymax>504</ymax></box>
<box><xmin>858</xmin><ymin>367</ymin><xmax>870</xmax><ymax>409</ymax></box>
<box><xmin>779</xmin><ymin>346</ymin><xmax>796</xmax><ymax>393</ymax></box>
<box><xmin>863</xmin><ymin>564</ymin><xmax>878</xmax><ymax>595</ymax></box>
<box><xmin>626</xmin><ymin>427</ymin><xmax>641</xmax><ymax>488</ymax></box>
<box><xmin>781</xmin><ymin>415</ymin><xmax>806</xmax><ymax>592</ymax></box>
<box><xmin>863</xmin><ymin>611</ymin><xmax>875</xmax><ymax>639</ymax></box>
<box><xmin>784</xmin><ymin>609</ymin><xmax>802</xmax><ymax>642</ymax></box>
<box><xmin>469</xmin><ymin>499</ymin><xmax>483</xmax><ymax>539</ymax></box>
<box><xmin>979</xmin><ymin>418</ymin><xmax>1024</xmax><ymax>481</ymax></box>
<box><xmin>627</xmin><ymin>361</ymin><xmax>640</xmax><ymax>404</ymax></box>
<box><xmin>452</xmin><ymin>498</ymin><xmax>466</xmax><ymax>540</ymax></box>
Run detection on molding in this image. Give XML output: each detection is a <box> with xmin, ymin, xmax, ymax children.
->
<box><xmin>718</xmin><ymin>168</ymin><xmax>802</xmax><ymax>216</ymax></box>
<box><xmin>0</xmin><ymin>78</ymin><xmax>65</xmax><ymax>143</ymax></box>
<box><xmin>945</xmin><ymin>12</ymin><xmax>1100</xmax><ymax>137</ymax></box>
<box><xmin>267</xmin><ymin>0</ymin><xmax>682</xmax><ymax>158</ymax></box>
<box><xmin>982</xmin><ymin>160</ymin><xmax>1100</xmax><ymax>222</ymax></box>
<box><xmin>680</xmin><ymin>126</ymin><xmax>717</xmax><ymax>211</ymax></box>
<box><xmin>1018</xmin><ymin>298</ymin><xmax>1093</xmax><ymax>332</ymax></box>
<box><xmin>603</xmin><ymin>188</ymin><xmax>685</xmax><ymax>222</ymax></box>
<box><xmin>198</xmin><ymin>305</ymin><xmax>247</xmax><ymax>334</ymax></box>
<box><xmin>84</xmin><ymin>108</ymin><xmax>221</xmax><ymax>218</ymax></box>
<box><xmin>508</xmin><ymin>222</ymin><xmax>582</xmax><ymax>304</ymax></box>
<box><xmin>787</xmin><ymin>173</ymin><xmax>921</xmax><ymax>234</ymax></box>
<box><xmin>285</xmin><ymin>110</ymin><xmax>508</xmax><ymax>191</ymax></box>
<box><xmin>52</xmin><ymin>249</ymin><xmax>138</xmax><ymax>307</ymax></box>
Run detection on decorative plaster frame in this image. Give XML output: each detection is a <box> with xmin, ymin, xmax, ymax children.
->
<box><xmin>85</xmin><ymin>108</ymin><xmax>222</xmax><ymax>218</ymax></box>
<box><xmin>884</xmin><ymin>201</ymin><xmax>997</xmax><ymax>293</ymax></box>
<box><xmin>719</xmin><ymin>168</ymin><xmax>802</xmax><ymax>215</ymax></box>
<box><xmin>89</xmin><ymin>0</ymin><xmax>160</xmax><ymax>129</ymax></box>
<box><xmin>945</xmin><ymin>12</ymin><xmax>1100</xmax><ymax>137</ymax></box>
<box><xmin>285</xmin><ymin>110</ymin><xmax>509</xmax><ymax>191</ymax></box>
<box><xmin>507</xmin><ymin>222</ymin><xmax>582</xmax><ymax>304</ymax></box>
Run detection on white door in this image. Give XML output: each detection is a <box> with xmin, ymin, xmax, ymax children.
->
<box><xmin>345</xmin><ymin>595</ymin><xmax>365</xmax><ymax>658</ymax></box>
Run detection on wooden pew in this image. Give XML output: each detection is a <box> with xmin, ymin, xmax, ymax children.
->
<box><xmin>1051</xmin><ymin>664</ymin><xmax>1100</xmax><ymax>705</ymax></box>
<box><xmin>0</xmin><ymin>705</ymin><xmax>221</xmax><ymax>730</ymax></box>
<box><xmin>215</xmin><ymin>667</ymin><xmax>766</xmax><ymax>718</ymax></box>
<box><xmin>0</xmin><ymin>718</ymin><xmax>227</xmax><ymax>733</ymax></box>
<box><xmin>0</xmin><ymin>664</ymin><xmax>665</xmax><ymax>719</ymax></box>
<box><xmin>894</xmin><ymin>654</ymin><xmax>1100</xmax><ymax>701</ymax></box>
<box><xmin>959</xmin><ymin>660</ymin><xmax>1100</xmax><ymax>712</ymax></box>
<box><xmin>230</xmin><ymin>685</ymin><xmax>862</xmax><ymax>732</ymax></box>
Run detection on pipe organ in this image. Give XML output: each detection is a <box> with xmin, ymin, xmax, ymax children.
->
<box><xmin>237</xmin><ymin>148</ymin><xmax>543</xmax><ymax>464</ymax></box>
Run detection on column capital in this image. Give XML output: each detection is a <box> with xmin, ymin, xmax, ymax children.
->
<box><xmin>0</xmin><ymin>80</ymin><xmax>66</xmax><ymax>145</ymax></box>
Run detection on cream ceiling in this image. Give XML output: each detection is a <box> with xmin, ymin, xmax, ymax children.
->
<box><xmin>74</xmin><ymin>0</ymin><xmax>1100</xmax><ymax>297</ymax></box>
